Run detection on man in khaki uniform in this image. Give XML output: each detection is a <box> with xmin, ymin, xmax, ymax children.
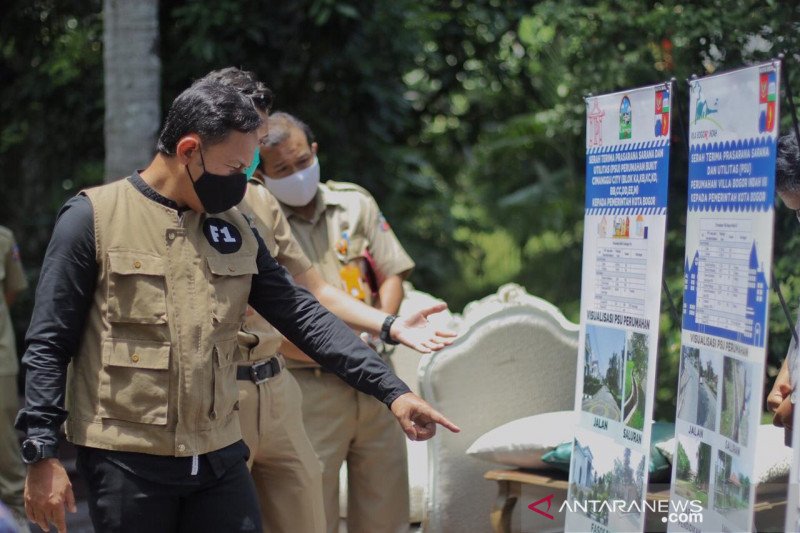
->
<box><xmin>17</xmin><ymin>79</ymin><xmax>459</xmax><ymax>533</ymax></box>
<box><xmin>260</xmin><ymin>111</ymin><xmax>416</xmax><ymax>533</ymax></box>
<box><xmin>0</xmin><ymin>226</ymin><xmax>28</xmax><ymax>530</ymax></box>
<box><xmin>203</xmin><ymin>67</ymin><xmax>325</xmax><ymax>533</ymax></box>
<box><xmin>207</xmin><ymin>67</ymin><xmax>454</xmax><ymax>533</ymax></box>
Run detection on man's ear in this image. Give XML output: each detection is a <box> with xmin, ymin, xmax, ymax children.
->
<box><xmin>311</xmin><ymin>141</ymin><xmax>319</xmax><ymax>156</ymax></box>
<box><xmin>176</xmin><ymin>135</ymin><xmax>201</xmax><ymax>166</ymax></box>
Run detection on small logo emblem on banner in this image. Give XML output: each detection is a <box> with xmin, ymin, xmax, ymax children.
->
<box><xmin>619</xmin><ymin>96</ymin><xmax>632</xmax><ymax>139</ymax></box>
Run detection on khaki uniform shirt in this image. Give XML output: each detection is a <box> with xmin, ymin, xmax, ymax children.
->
<box><xmin>237</xmin><ymin>182</ymin><xmax>313</xmax><ymax>360</ymax></box>
<box><xmin>281</xmin><ymin>181</ymin><xmax>415</xmax><ymax>368</ymax></box>
<box><xmin>0</xmin><ymin>226</ymin><xmax>27</xmax><ymax>377</ymax></box>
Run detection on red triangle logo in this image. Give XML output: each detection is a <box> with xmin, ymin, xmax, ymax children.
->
<box><xmin>527</xmin><ymin>494</ymin><xmax>555</xmax><ymax>520</ymax></box>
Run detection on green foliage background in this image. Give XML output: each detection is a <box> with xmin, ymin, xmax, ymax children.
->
<box><xmin>2</xmin><ymin>0</ymin><xmax>800</xmax><ymax>420</ymax></box>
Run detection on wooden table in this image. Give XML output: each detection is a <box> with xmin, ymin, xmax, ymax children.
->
<box><xmin>485</xmin><ymin>469</ymin><xmax>569</xmax><ymax>533</ymax></box>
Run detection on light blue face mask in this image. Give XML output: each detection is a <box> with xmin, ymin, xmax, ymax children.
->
<box><xmin>244</xmin><ymin>147</ymin><xmax>261</xmax><ymax>180</ymax></box>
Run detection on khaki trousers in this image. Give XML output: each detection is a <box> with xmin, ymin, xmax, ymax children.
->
<box><xmin>0</xmin><ymin>375</ymin><xmax>24</xmax><ymax>516</ymax></box>
<box><xmin>294</xmin><ymin>368</ymin><xmax>409</xmax><ymax>533</ymax></box>
<box><xmin>238</xmin><ymin>367</ymin><xmax>326</xmax><ymax>533</ymax></box>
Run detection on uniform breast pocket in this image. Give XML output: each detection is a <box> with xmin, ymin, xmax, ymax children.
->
<box><xmin>98</xmin><ymin>338</ymin><xmax>171</xmax><ymax>425</ymax></box>
<box><xmin>211</xmin><ymin>338</ymin><xmax>243</xmax><ymax>421</ymax></box>
<box><xmin>207</xmin><ymin>255</ymin><xmax>258</xmax><ymax>326</ymax></box>
<box><xmin>107</xmin><ymin>251</ymin><xmax>168</xmax><ymax>324</ymax></box>
<box><xmin>344</xmin><ymin>235</ymin><xmax>368</xmax><ymax>260</ymax></box>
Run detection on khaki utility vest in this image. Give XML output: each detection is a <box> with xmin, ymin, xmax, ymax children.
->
<box><xmin>65</xmin><ymin>179</ymin><xmax>259</xmax><ymax>456</ymax></box>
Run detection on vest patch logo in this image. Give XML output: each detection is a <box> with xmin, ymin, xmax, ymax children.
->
<box><xmin>203</xmin><ymin>218</ymin><xmax>242</xmax><ymax>254</ymax></box>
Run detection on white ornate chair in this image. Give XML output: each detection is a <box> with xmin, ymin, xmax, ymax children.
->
<box><xmin>418</xmin><ymin>284</ymin><xmax>579</xmax><ymax>532</ymax></box>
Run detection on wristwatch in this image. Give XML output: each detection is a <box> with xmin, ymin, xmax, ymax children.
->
<box><xmin>379</xmin><ymin>314</ymin><xmax>399</xmax><ymax>346</ymax></box>
<box><xmin>20</xmin><ymin>438</ymin><xmax>57</xmax><ymax>465</ymax></box>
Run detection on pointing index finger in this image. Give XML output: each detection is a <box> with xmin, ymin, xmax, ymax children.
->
<box><xmin>427</xmin><ymin>409</ymin><xmax>460</xmax><ymax>433</ymax></box>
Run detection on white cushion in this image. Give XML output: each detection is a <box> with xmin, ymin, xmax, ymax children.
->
<box><xmin>466</xmin><ymin>411</ymin><xmax>578</xmax><ymax>469</ymax></box>
<box><xmin>655</xmin><ymin>424</ymin><xmax>791</xmax><ymax>484</ymax></box>
<box><xmin>653</xmin><ymin>438</ymin><xmax>674</xmax><ymax>462</ymax></box>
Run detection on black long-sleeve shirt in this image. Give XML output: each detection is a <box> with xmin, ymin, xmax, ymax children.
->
<box><xmin>16</xmin><ymin>174</ymin><xmax>410</xmax><ymax>453</ymax></box>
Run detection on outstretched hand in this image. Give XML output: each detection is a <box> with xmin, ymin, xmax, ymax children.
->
<box><xmin>390</xmin><ymin>303</ymin><xmax>457</xmax><ymax>353</ymax></box>
<box><xmin>390</xmin><ymin>392</ymin><xmax>461</xmax><ymax>441</ymax></box>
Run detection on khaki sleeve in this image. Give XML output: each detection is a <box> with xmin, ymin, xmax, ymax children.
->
<box><xmin>3</xmin><ymin>231</ymin><xmax>27</xmax><ymax>294</ymax></box>
<box><xmin>243</xmin><ymin>185</ymin><xmax>312</xmax><ymax>277</ymax></box>
<box><xmin>361</xmin><ymin>193</ymin><xmax>415</xmax><ymax>278</ymax></box>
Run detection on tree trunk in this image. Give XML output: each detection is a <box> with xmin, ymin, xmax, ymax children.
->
<box><xmin>103</xmin><ymin>0</ymin><xmax>161</xmax><ymax>182</ymax></box>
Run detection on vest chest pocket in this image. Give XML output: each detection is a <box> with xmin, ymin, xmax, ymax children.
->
<box><xmin>207</xmin><ymin>254</ymin><xmax>258</xmax><ymax>325</ymax></box>
<box><xmin>98</xmin><ymin>338</ymin><xmax>171</xmax><ymax>425</ymax></box>
<box><xmin>210</xmin><ymin>338</ymin><xmax>243</xmax><ymax>421</ymax></box>
<box><xmin>107</xmin><ymin>251</ymin><xmax>168</xmax><ymax>324</ymax></box>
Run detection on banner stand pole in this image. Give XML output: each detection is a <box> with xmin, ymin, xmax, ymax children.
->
<box><xmin>660</xmin><ymin>78</ymin><xmax>685</xmax><ymax>325</ymax></box>
<box><xmin>674</xmin><ymin>76</ymin><xmax>691</xmax><ymax>163</ymax></box>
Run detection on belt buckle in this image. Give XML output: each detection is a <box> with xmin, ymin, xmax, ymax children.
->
<box><xmin>269</xmin><ymin>356</ymin><xmax>281</xmax><ymax>376</ymax></box>
<box><xmin>250</xmin><ymin>357</ymin><xmax>281</xmax><ymax>385</ymax></box>
<box><xmin>250</xmin><ymin>360</ymin><xmax>270</xmax><ymax>385</ymax></box>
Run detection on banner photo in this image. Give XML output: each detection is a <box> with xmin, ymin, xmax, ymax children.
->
<box><xmin>566</xmin><ymin>82</ymin><xmax>671</xmax><ymax>533</ymax></box>
<box><xmin>669</xmin><ymin>61</ymin><xmax>780</xmax><ymax>533</ymax></box>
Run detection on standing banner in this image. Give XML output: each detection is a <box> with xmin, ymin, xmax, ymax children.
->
<box><xmin>788</xmin><ymin>330</ymin><xmax>800</xmax><ymax>533</ymax></box>
<box><xmin>669</xmin><ymin>61</ymin><xmax>780</xmax><ymax>533</ymax></box>
<box><xmin>566</xmin><ymin>82</ymin><xmax>671</xmax><ymax>533</ymax></box>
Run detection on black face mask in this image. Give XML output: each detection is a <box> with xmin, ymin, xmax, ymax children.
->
<box><xmin>186</xmin><ymin>149</ymin><xmax>247</xmax><ymax>214</ymax></box>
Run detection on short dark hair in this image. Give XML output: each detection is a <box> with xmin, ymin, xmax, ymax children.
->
<box><xmin>265</xmin><ymin>111</ymin><xmax>315</xmax><ymax>147</ymax></box>
<box><xmin>156</xmin><ymin>79</ymin><xmax>262</xmax><ymax>155</ymax></box>
<box><xmin>777</xmin><ymin>133</ymin><xmax>800</xmax><ymax>194</ymax></box>
<box><xmin>200</xmin><ymin>67</ymin><xmax>274</xmax><ymax>113</ymax></box>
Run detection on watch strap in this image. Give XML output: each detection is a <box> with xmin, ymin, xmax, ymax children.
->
<box><xmin>380</xmin><ymin>314</ymin><xmax>399</xmax><ymax>345</ymax></box>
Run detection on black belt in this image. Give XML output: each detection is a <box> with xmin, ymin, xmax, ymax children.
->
<box><xmin>237</xmin><ymin>357</ymin><xmax>282</xmax><ymax>384</ymax></box>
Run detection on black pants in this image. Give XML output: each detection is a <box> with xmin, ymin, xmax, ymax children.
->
<box><xmin>76</xmin><ymin>446</ymin><xmax>262</xmax><ymax>533</ymax></box>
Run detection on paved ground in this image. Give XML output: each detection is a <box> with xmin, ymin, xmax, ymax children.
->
<box><xmin>677</xmin><ymin>360</ymin><xmax>718</xmax><ymax>428</ymax></box>
<box><xmin>582</xmin><ymin>385</ymin><xmax>621</xmax><ymax>420</ymax></box>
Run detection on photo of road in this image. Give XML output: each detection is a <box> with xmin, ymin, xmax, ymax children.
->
<box><xmin>676</xmin><ymin>346</ymin><xmax>718</xmax><ymax>431</ymax></box>
<box><xmin>721</xmin><ymin>356</ymin><xmax>752</xmax><ymax>447</ymax></box>
<box><xmin>582</xmin><ymin>325</ymin><xmax>625</xmax><ymax>421</ymax></box>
